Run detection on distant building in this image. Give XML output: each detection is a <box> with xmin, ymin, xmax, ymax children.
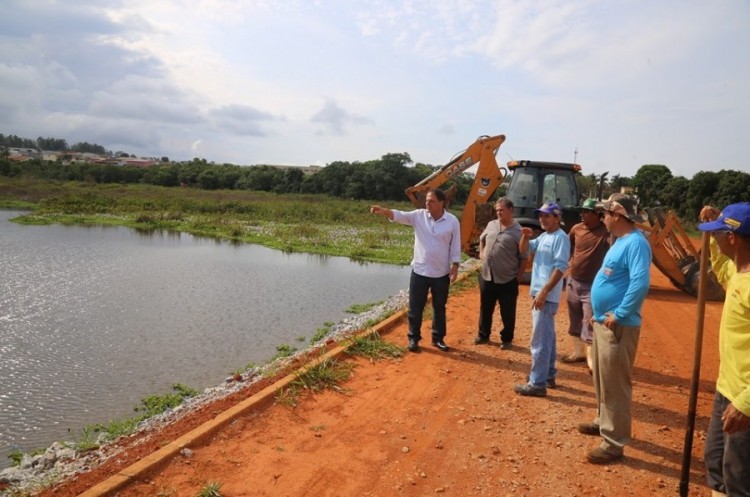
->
<box><xmin>6</xmin><ymin>147</ymin><xmax>41</xmax><ymax>159</ymax></box>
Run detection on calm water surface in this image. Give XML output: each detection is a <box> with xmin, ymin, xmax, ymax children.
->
<box><xmin>0</xmin><ymin>210</ymin><xmax>409</xmax><ymax>466</ymax></box>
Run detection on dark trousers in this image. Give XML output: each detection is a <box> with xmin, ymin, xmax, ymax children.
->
<box><xmin>704</xmin><ymin>391</ymin><xmax>750</xmax><ymax>496</ymax></box>
<box><xmin>477</xmin><ymin>275</ymin><xmax>519</xmax><ymax>343</ymax></box>
<box><xmin>408</xmin><ymin>270</ymin><xmax>450</xmax><ymax>342</ymax></box>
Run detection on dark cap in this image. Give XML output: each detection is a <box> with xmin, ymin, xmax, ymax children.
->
<box><xmin>534</xmin><ymin>202</ymin><xmax>562</xmax><ymax>217</ymax></box>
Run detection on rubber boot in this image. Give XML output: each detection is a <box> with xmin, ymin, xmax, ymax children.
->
<box><xmin>561</xmin><ymin>337</ymin><xmax>586</xmax><ymax>363</ymax></box>
<box><xmin>586</xmin><ymin>344</ymin><xmax>593</xmax><ymax>374</ymax></box>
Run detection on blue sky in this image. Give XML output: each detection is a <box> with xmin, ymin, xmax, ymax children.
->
<box><xmin>1</xmin><ymin>0</ymin><xmax>748</xmax><ymax>179</ymax></box>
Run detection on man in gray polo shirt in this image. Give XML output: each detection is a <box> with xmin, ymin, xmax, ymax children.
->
<box><xmin>474</xmin><ymin>197</ymin><xmax>526</xmax><ymax>349</ymax></box>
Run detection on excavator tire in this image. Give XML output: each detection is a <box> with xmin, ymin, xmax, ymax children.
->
<box><xmin>681</xmin><ymin>259</ymin><xmax>726</xmax><ymax>302</ymax></box>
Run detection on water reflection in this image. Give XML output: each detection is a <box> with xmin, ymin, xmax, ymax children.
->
<box><xmin>0</xmin><ymin>210</ymin><xmax>409</xmax><ymax>467</ymax></box>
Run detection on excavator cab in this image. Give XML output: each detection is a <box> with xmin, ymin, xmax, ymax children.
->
<box><xmin>505</xmin><ymin>160</ymin><xmax>581</xmax><ymax>233</ymax></box>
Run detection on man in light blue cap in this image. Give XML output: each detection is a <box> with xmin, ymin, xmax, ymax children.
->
<box><xmin>698</xmin><ymin>201</ymin><xmax>750</xmax><ymax>497</ymax></box>
<box><xmin>515</xmin><ymin>202</ymin><xmax>570</xmax><ymax>397</ymax></box>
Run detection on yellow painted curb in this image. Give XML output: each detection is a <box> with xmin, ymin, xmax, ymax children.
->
<box><xmin>77</xmin><ymin>308</ymin><xmax>408</xmax><ymax>497</ymax></box>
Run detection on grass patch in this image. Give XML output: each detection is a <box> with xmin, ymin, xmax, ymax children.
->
<box><xmin>270</xmin><ymin>344</ymin><xmax>297</xmax><ymax>361</ymax></box>
<box><xmin>345</xmin><ymin>300</ymin><xmax>383</xmax><ymax>314</ymax></box>
<box><xmin>197</xmin><ymin>482</ymin><xmax>222</xmax><ymax>497</ymax></box>
<box><xmin>276</xmin><ymin>358</ymin><xmax>354</xmax><ymax>407</ymax></box>
<box><xmin>67</xmin><ymin>383</ymin><xmax>199</xmax><ymax>452</ymax></box>
<box><xmin>310</xmin><ymin>321</ymin><xmax>335</xmax><ymax>344</ymax></box>
<box><xmin>346</xmin><ymin>333</ymin><xmax>404</xmax><ymax>360</ymax></box>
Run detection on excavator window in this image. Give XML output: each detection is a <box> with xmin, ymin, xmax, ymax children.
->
<box><xmin>542</xmin><ymin>171</ymin><xmax>578</xmax><ymax>208</ymax></box>
<box><xmin>508</xmin><ymin>170</ymin><xmax>539</xmax><ymax>208</ymax></box>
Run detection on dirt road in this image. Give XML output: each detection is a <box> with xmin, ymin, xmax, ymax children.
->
<box><xmin>39</xmin><ymin>266</ymin><xmax>722</xmax><ymax>497</ymax></box>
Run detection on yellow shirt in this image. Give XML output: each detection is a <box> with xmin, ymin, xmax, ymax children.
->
<box><xmin>710</xmin><ymin>238</ymin><xmax>750</xmax><ymax>416</ymax></box>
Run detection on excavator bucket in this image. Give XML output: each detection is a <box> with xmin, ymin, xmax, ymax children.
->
<box><xmin>638</xmin><ymin>208</ymin><xmax>724</xmax><ymax>301</ymax></box>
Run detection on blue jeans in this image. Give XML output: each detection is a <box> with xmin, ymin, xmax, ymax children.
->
<box><xmin>704</xmin><ymin>391</ymin><xmax>750</xmax><ymax>496</ymax></box>
<box><xmin>528</xmin><ymin>299</ymin><xmax>559</xmax><ymax>388</ymax></box>
<box><xmin>407</xmin><ymin>270</ymin><xmax>450</xmax><ymax>342</ymax></box>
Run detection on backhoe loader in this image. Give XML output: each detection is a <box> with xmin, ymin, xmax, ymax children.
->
<box><xmin>405</xmin><ymin>134</ymin><xmax>725</xmax><ymax>300</ymax></box>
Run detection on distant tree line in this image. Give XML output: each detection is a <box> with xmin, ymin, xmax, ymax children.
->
<box><xmin>575</xmin><ymin>164</ymin><xmax>750</xmax><ymax>223</ymax></box>
<box><xmin>2</xmin><ymin>133</ymin><xmax>748</xmax><ymax>220</ymax></box>
<box><xmin>0</xmin><ymin>152</ymin><xmax>480</xmax><ymax>202</ymax></box>
<box><xmin>1</xmin><ymin>134</ymin><xmax>127</xmax><ymax>156</ymax></box>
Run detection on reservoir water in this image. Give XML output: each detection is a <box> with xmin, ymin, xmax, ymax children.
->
<box><xmin>0</xmin><ymin>210</ymin><xmax>410</xmax><ymax>467</ymax></box>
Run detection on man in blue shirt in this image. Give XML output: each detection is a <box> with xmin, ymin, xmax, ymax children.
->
<box><xmin>515</xmin><ymin>202</ymin><xmax>570</xmax><ymax>397</ymax></box>
<box><xmin>370</xmin><ymin>189</ymin><xmax>461</xmax><ymax>353</ymax></box>
<box><xmin>578</xmin><ymin>193</ymin><xmax>651</xmax><ymax>464</ymax></box>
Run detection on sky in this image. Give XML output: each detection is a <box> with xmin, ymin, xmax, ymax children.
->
<box><xmin>1</xmin><ymin>0</ymin><xmax>749</xmax><ymax>179</ymax></box>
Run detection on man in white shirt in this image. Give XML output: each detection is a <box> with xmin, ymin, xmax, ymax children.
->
<box><xmin>370</xmin><ymin>189</ymin><xmax>461</xmax><ymax>352</ymax></box>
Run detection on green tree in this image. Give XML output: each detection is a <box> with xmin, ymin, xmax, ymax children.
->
<box><xmin>661</xmin><ymin>176</ymin><xmax>690</xmax><ymax>218</ymax></box>
<box><xmin>712</xmin><ymin>170</ymin><xmax>750</xmax><ymax>209</ymax></box>
<box><xmin>685</xmin><ymin>171</ymin><xmax>721</xmax><ymax>219</ymax></box>
<box><xmin>576</xmin><ymin>173</ymin><xmax>598</xmax><ymax>200</ymax></box>
<box><xmin>632</xmin><ymin>165</ymin><xmax>673</xmax><ymax>207</ymax></box>
<box><xmin>72</xmin><ymin>142</ymin><xmax>107</xmax><ymax>154</ymax></box>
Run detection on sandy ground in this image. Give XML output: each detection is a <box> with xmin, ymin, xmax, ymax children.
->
<box><xmin>37</xmin><ymin>265</ymin><xmax>722</xmax><ymax>497</ymax></box>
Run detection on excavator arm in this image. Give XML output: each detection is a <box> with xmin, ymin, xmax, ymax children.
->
<box><xmin>405</xmin><ymin>134</ymin><xmax>506</xmax><ymax>257</ymax></box>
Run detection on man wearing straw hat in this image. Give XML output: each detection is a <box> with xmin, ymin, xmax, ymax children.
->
<box><xmin>578</xmin><ymin>193</ymin><xmax>651</xmax><ymax>464</ymax></box>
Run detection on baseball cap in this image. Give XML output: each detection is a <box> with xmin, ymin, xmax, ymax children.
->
<box><xmin>596</xmin><ymin>193</ymin><xmax>643</xmax><ymax>223</ymax></box>
<box><xmin>534</xmin><ymin>202</ymin><xmax>562</xmax><ymax>217</ymax></box>
<box><xmin>698</xmin><ymin>202</ymin><xmax>750</xmax><ymax>236</ymax></box>
<box><xmin>578</xmin><ymin>198</ymin><xmax>600</xmax><ymax>212</ymax></box>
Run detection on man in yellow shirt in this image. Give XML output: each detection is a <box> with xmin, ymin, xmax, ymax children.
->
<box><xmin>699</xmin><ymin>202</ymin><xmax>750</xmax><ymax>497</ymax></box>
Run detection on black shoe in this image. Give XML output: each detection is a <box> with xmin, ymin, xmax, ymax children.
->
<box><xmin>407</xmin><ymin>339</ymin><xmax>420</xmax><ymax>353</ymax></box>
<box><xmin>514</xmin><ymin>383</ymin><xmax>547</xmax><ymax>397</ymax></box>
<box><xmin>525</xmin><ymin>375</ymin><xmax>555</xmax><ymax>389</ymax></box>
<box><xmin>432</xmin><ymin>339</ymin><xmax>449</xmax><ymax>352</ymax></box>
<box><xmin>578</xmin><ymin>423</ymin><xmax>600</xmax><ymax>436</ymax></box>
<box><xmin>474</xmin><ymin>336</ymin><xmax>489</xmax><ymax>345</ymax></box>
<box><xmin>499</xmin><ymin>341</ymin><xmax>512</xmax><ymax>350</ymax></box>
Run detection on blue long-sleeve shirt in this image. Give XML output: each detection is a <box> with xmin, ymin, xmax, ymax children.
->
<box><xmin>591</xmin><ymin>230</ymin><xmax>651</xmax><ymax>326</ymax></box>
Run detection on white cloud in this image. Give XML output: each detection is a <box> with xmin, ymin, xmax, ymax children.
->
<box><xmin>0</xmin><ymin>0</ymin><xmax>748</xmax><ymax>177</ymax></box>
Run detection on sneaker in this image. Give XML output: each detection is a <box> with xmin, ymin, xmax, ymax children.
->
<box><xmin>432</xmin><ymin>339</ymin><xmax>449</xmax><ymax>352</ymax></box>
<box><xmin>577</xmin><ymin>423</ymin><xmax>600</xmax><ymax>436</ymax></box>
<box><xmin>513</xmin><ymin>383</ymin><xmax>547</xmax><ymax>397</ymax></box>
<box><xmin>474</xmin><ymin>336</ymin><xmax>489</xmax><ymax>345</ymax></box>
<box><xmin>586</xmin><ymin>446</ymin><xmax>623</xmax><ymax>464</ymax></box>
<box><xmin>499</xmin><ymin>341</ymin><xmax>512</xmax><ymax>350</ymax></box>
<box><xmin>407</xmin><ymin>339</ymin><xmax>420</xmax><ymax>353</ymax></box>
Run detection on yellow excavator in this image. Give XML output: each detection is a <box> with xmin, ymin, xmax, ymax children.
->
<box><xmin>404</xmin><ymin>134</ymin><xmax>724</xmax><ymax>301</ymax></box>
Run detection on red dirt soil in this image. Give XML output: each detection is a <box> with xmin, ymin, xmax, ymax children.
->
<box><xmin>38</xmin><ymin>266</ymin><xmax>722</xmax><ymax>497</ymax></box>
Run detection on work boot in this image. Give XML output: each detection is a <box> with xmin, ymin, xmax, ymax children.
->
<box><xmin>561</xmin><ymin>337</ymin><xmax>586</xmax><ymax>363</ymax></box>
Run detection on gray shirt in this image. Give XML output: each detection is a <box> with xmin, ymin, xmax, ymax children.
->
<box><xmin>480</xmin><ymin>219</ymin><xmax>525</xmax><ymax>284</ymax></box>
